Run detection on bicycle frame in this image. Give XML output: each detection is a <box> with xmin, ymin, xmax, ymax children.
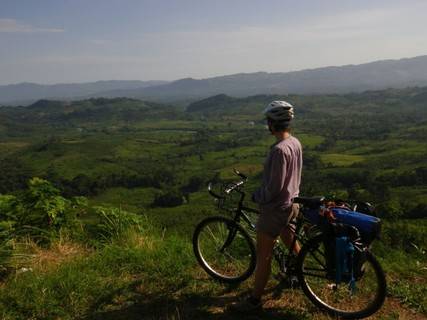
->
<box><xmin>208</xmin><ymin>171</ymin><xmax>316</xmax><ymax>276</ymax></box>
<box><xmin>226</xmin><ymin>187</ymin><xmax>309</xmax><ymax>266</ymax></box>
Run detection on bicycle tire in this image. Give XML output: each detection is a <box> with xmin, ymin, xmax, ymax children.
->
<box><xmin>193</xmin><ymin>216</ymin><xmax>256</xmax><ymax>283</ymax></box>
<box><xmin>297</xmin><ymin>234</ymin><xmax>386</xmax><ymax>319</ymax></box>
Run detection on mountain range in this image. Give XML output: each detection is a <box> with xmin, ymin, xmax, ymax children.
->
<box><xmin>0</xmin><ymin>80</ymin><xmax>168</xmax><ymax>106</ymax></box>
<box><xmin>2</xmin><ymin>55</ymin><xmax>427</xmax><ymax>105</ymax></box>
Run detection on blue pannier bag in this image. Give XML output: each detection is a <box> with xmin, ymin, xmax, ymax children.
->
<box><xmin>335</xmin><ymin>236</ymin><xmax>356</xmax><ymax>292</ymax></box>
<box><xmin>323</xmin><ymin>223</ymin><xmax>360</xmax><ymax>292</ymax></box>
<box><xmin>331</xmin><ymin>208</ymin><xmax>381</xmax><ymax>244</ymax></box>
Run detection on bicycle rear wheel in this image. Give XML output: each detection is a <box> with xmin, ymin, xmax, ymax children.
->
<box><xmin>193</xmin><ymin>216</ymin><xmax>256</xmax><ymax>283</ymax></box>
<box><xmin>297</xmin><ymin>234</ymin><xmax>386</xmax><ymax>319</ymax></box>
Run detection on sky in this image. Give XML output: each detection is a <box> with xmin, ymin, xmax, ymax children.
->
<box><xmin>1</xmin><ymin>0</ymin><xmax>427</xmax><ymax>85</ymax></box>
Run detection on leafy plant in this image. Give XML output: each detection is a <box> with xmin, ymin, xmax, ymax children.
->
<box><xmin>0</xmin><ymin>178</ymin><xmax>85</xmax><ymax>245</ymax></box>
<box><xmin>0</xmin><ymin>224</ymin><xmax>14</xmax><ymax>275</ymax></box>
<box><xmin>91</xmin><ymin>206</ymin><xmax>142</xmax><ymax>243</ymax></box>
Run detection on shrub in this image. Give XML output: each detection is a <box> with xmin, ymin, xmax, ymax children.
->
<box><xmin>152</xmin><ymin>189</ymin><xmax>184</xmax><ymax>207</ymax></box>
<box><xmin>0</xmin><ymin>228</ymin><xmax>13</xmax><ymax>276</ymax></box>
<box><xmin>0</xmin><ymin>178</ymin><xmax>86</xmax><ymax>245</ymax></box>
<box><xmin>381</xmin><ymin>220</ymin><xmax>427</xmax><ymax>251</ymax></box>
<box><xmin>87</xmin><ymin>206</ymin><xmax>143</xmax><ymax>244</ymax></box>
<box><xmin>406</xmin><ymin>204</ymin><xmax>427</xmax><ymax>219</ymax></box>
<box><xmin>181</xmin><ymin>175</ymin><xmax>206</xmax><ymax>193</ymax></box>
<box><xmin>0</xmin><ymin>195</ymin><xmax>18</xmax><ymax>266</ymax></box>
<box><xmin>376</xmin><ymin>199</ymin><xmax>403</xmax><ymax>220</ymax></box>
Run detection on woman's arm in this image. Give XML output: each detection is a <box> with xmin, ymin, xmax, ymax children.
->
<box><xmin>253</xmin><ymin>148</ymin><xmax>287</xmax><ymax>205</ymax></box>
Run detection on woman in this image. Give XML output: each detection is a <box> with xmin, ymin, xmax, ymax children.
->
<box><xmin>230</xmin><ymin>100</ymin><xmax>303</xmax><ymax>312</ymax></box>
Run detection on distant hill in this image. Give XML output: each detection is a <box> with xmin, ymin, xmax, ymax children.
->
<box><xmin>186</xmin><ymin>86</ymin><xmax>427</xmax><ymax>119</ymax></box>
<box><xmin>0</xmin><ymin>97</ymin><xmax>178</xmax><ymax>130</ymax></box>
<box><xmin>129</xmin><ymin>55</ymin><xmax>427</xmax><ymax>101</ymax></box>
<box><xmin>186</xmin><ymin>94</ymin><xmax>238</xmax><ymax>112</ymax></box>
<box><xmin>3</xmin><ymin>55</ymin><xmax>427</xmax><ymax>105</ymax></box>
<box><xmin>0</xmin><ymin>80</ymin><xmax>168</xmax><ymax>105</ymax></box>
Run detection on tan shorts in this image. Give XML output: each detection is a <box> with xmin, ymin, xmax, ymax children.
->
<box><xmin>256</xmin><ymin>203</ymin><xmax>299</xmax><ymax>238</ymax></box>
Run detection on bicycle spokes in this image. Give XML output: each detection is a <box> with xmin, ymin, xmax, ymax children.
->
<box><xmin>299</xmin><ymin>237</ymin><xmax>386</xmax><ymax>317</ymax></box>
<box><xmin>194</xmin><ymin>217</ymin><xmax>256</xmax><ymax>282</ymax></box>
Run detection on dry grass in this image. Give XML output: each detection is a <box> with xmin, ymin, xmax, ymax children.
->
<box><xmin>120</xmin><ymin>230</ymin><xmax>158</xmax><ymax>252</ymax></box>
<box><xmin>170</xmin><ymin>275</ymin><xmax>427</xmax><ymax>320</ymax></box>
<box><xmin>29</xmin><ymin>242</ymin><xmax>89</xmax><ymax>272</ymax></box>
<box><xmin>8</xmin><ymin>237</ymin><xmax>91</xmax><ymax>273</ymax></box>
<box><xmin>263</xmin><ymin>280</ymin><xmax>427</xmax><ymax>319</ymax></box>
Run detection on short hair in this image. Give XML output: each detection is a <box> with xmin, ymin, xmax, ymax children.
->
<box><xmin>269</xmin><ymin>119</ymin><xmax>291</xmax><ymax>132</ymax></box>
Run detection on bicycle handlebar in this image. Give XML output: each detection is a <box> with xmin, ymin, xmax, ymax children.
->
<box><xmin>208</xmin><ymin>168</ymin><xmax>248</xmax><ymax>199</ymax></box>
<box><xmin>207</xmin><ymin>182</ymin><xmax>224</xmax><ymax>199</ymax></box>
<box><xmin>233</xmin><ymin>168</ymin><xmax>247</xmax><ymax>181</ymax></box>
<box><xmin>224</xmin><ymin>180</ymin><xmax>244</xmax><ymax>194</ymax></box>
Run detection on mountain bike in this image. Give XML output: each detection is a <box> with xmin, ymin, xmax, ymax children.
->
<box><xmin>192</xmin><ymin>170</ymin><xmax>386</xmax><ymax>319</ymax></box>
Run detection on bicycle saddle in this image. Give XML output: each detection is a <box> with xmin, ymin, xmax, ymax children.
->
<box><xmin>293</xmin><ymin>196</ymin><xmax>325</xmax><ymax>208</ymax></box>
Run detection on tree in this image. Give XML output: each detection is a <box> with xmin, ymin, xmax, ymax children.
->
<box><xmin>152</xmin><ymin>189</ymin><xmax>184</xmax><ymax>208</ymax></box>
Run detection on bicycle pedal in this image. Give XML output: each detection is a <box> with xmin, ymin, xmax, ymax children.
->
<box><xmin>273</xmin><ymin>273</ymin><xmax>299</xmax><ymax>289</ymax></box>
<box><xmin>289</xmin><ymin>276</ymin><xmax>300</xmax><ymax>288</ymax></box>
<box><xmin>327</xmin><ymin>283</ymin><xmax>338</xmax><ymax>291</ymax></box>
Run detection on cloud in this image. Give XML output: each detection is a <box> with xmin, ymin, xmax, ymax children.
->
<box><xmin>0</xmin><ymin>18</ymin><xmax>64</xmax><ymax>33</ymax></box>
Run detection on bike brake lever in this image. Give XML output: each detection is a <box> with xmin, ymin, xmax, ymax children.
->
<box><xmin>233</xmin><ymin>168</ymin><xmax>248</xmax><ymax>181</ymax></box>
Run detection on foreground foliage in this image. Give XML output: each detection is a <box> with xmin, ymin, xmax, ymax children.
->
<box><xmin>0</xmin><ymin>177</ymin><xmax>424</xmax><ymax>318</ymax></box>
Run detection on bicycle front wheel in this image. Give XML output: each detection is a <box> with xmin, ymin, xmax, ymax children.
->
<box><xmin>297</xmin><ymin>234</ymin><xmax>386</xmax><ymax>319</ymax></box>
<box><xmin>193</xmin><ymin>216</ymin><xmax>256</xmax><ymax>283</ymax></box>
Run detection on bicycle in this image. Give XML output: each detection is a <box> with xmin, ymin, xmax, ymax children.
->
<box><xmin>192</xmin><ymin>170</ymin><xmax>386</xmax><ymax>319</ymax></box>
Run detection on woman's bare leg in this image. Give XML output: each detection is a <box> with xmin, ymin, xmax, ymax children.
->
<box><xmin>280</xmin><ymin>225</ymin><xmax>300</xmax><ymax>254</ymax></box>
<box><xmin>252</xmin><ymin>231</ymin><xmax>276</xmax><ymax>299</ymax></box>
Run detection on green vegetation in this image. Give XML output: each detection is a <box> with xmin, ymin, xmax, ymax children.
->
<box><xmin>0</xmin><ymin>88</ymin><xmax>426</xmax><ymax>318</ymax></box>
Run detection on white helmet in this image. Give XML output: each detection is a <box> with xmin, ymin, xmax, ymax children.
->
<box><xmin>263</xmin><ymin>100</ymin><xmax>294</xmax><ymax>122</ymax></box>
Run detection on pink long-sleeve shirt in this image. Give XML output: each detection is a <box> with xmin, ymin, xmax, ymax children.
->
<box><xmin>253</xmin><ymin>135</ymin><xmax>302</xmax><ymax>212</ymax></box>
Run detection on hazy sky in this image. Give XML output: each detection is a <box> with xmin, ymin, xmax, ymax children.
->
<box><xmin>1</xmin><ymin>0</ymin><xmax>427</xmax><ymax>85</ymax></box>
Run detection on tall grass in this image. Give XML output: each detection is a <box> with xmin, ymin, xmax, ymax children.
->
<box><xmin>373</xmin><ymin>219</ymin><xmax>427</xmax><ymax>314</ymax></box>
<box><xmin>0</xmin><ymin>220</ymin><xmax>195</xmax><ymax>320</ymax></box>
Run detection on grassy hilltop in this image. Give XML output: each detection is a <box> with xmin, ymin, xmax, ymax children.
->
<box><xmin>0</xmin><ymin>88</ymin><xmax>426</xmax><ymax>319</ymax></box>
